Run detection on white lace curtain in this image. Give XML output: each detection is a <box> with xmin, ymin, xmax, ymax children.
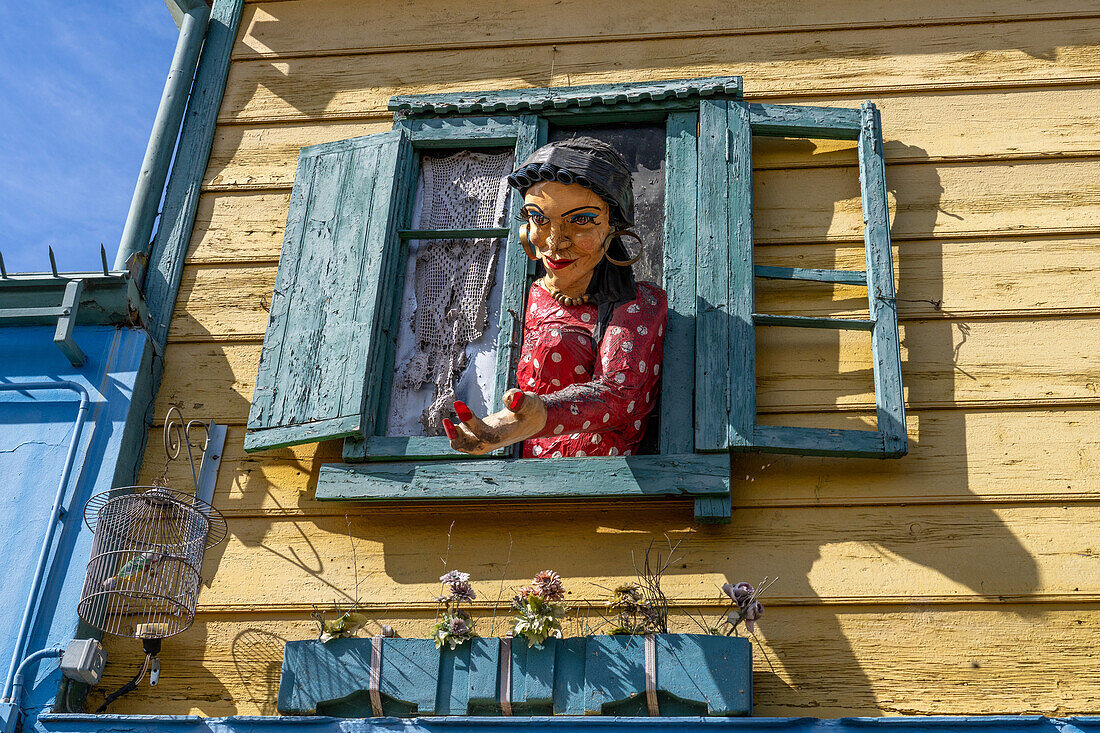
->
<box><xmin>386</xmin><ymin>150</ymin><xmax>514</xmax><ymax>436</ymax></box>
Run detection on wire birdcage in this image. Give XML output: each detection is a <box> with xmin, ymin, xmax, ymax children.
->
<box><xmin>76</xmin><ymin>409</ymin><xmax>228</xmax><ymax>711</ymax></box>
<box><xmin>77</xmin><ymin>486</ymin><xmax>226</xmax><ymax>639</ymax></box>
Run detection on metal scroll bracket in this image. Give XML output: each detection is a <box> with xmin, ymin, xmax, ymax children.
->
<box><xmin>159</xmin><ymin>406</ymin><xmax>226</xmax><ymax>506</ymax></box>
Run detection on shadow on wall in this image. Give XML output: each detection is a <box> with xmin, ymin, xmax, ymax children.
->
<box><xmin>727</xmin><ymin>139</ymin><xmax>1041</xmax><ymax>713</ymax></box>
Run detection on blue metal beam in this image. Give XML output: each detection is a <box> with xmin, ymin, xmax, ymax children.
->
<box><xmin>32</xmin><ymin>714</ymin><xmax>1100</xmax><ymax>733</ymax></box>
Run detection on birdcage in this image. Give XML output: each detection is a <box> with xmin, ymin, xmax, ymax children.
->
<box><xmin>77</xmin><ymin>485</ymin><xmax>226</xmax><ymax>640</ymax></box>
<box><xmin>75</xmin><ymin>409</ymin><xmax>228</xmax><ymax>711</ymax></box>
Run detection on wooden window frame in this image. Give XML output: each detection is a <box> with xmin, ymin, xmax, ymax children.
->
<box><xmin>716</xmin><ymin>100</ymin><xmax>908</xmax><ymax>458</ymax></box>
<box><xmin>246</xmin><ymin>76</ymin><xmax>907</xmax><ymax>524</ymax></box>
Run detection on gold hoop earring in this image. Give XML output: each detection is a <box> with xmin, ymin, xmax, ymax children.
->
<box><xmin>519</xmin><ymin>223</ymin><xmax>538</xmax><ymax>261</ymax></box>
<box><xmin>603</xmin><ymin>230</ymin><xmax>643</xmax><ymax>267</ymax></box>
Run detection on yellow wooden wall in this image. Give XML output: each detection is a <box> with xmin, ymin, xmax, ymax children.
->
<box><xmin>105</xmin><ymin>0</ymin><xmax>1100</xmax><ymax>717</ymax></box>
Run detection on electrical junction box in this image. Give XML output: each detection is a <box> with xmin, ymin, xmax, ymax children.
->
<box><xmin>59</xmin><ymin>639</ymin><xmax>107</xmax><ymax>685</ymax></box>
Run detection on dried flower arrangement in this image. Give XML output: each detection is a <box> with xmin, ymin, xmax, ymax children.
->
<box><xmin>308</xmin><ymin>521</ymin><xmax>770</xmax><ymax>655</ymax></box>
<box><xmin>679</xmin><ymin>576</ymin><xmax>775</xmax><ymax>641</ymax></box>
<box><xmin>510</xmin><ymin>570</ymin><xmax>567</xmax><ymax>646</ymax></box>
<box><xmin>599</xmin><ymin>536</ymin><xmax>679</xmax><ymax>635</ymax></box>
<box><xmin>431</xmin><ymin>569</ymin><xmax>477</xmax><ymax>649</ymax></box>
<box><xmin>720</xmin><ymin>580</ymin><xmax>771</xmax><ymax>634</ymax></box>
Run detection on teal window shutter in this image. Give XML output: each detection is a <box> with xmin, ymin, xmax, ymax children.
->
<box><xmin>341</xmin><ymin>115</ymin><xmax>541</xmax><ymax>462</ymax></box>
<box><xmin>244</xmin><ymin>130</ymin><xmax>411</xmax><ymax>452</ymax></box>
<box><xmin>716</xmin><ymin>100</ymin><xmax>907</xmax><ymax>458</ymax></box>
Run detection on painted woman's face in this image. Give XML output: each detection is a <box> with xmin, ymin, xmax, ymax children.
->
<box><xmin>521</xmin><ymin>181</ymin><xmax>612</xmax><ymax>297</ymax></box>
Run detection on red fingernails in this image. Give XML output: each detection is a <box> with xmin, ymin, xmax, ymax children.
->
<box><xmin>442</xmin><ymin>419</ymin><xmax>457</xmax><ymax>440</ymax></box>
<box><xmin>453</xmin><ymin>401</ymin><xmax>473</xmax><ymax>422</ymax></box>
<box><xmin>507</xmin><ymin>391</ymin><xmax>525</xmax><ymax>411</ymax></box>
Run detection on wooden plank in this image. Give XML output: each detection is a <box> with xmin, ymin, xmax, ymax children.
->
<box><xmin>751</xmin><ymin>157</ymin><xmax>1100</xmax><ymax>246</ymax></box>
<box><xmin>316</xmin><ymin>454</ymin><xmax>730</xmax><ymax>501</ymax></box>
<box><xmin>752</xmin><ymin>314</ymin><xmax>875</xmax><ymax>331</ymax></box>
<box><xmin>168</xmin><ymin>236</ymin><xmax>1100</xmax><ymax>341</ymax></box>
<box><xmin>138</xmin><ymin>406</ymin><xmax>1100</xmax><ymax>516</ymax></box>
<box><xmin>694</xmin><ymin>99</ymin><xmax>731</xmax><ymax>451</ymax></box>
<box><xmin>859</xmin><ymin>101</ymin><xmax>908</xmax><ymax>455</ymax></box>
<box><xmin>659</xmin><ymin>110</ymin><xmax>698</xmax><ymax>454</ymax></box>
<box><xmin>202</xmin><ymin>87</ymin><xmax>1100</xmax><ymax>191</ymax></box>
<box><xmin>342</xmin><ymin>435</ymin><xmax>472</xmax><ymax>462</ymax></box>
<box><xmin>233</xmin><ymin>0</ymin><xmax>1100</xmax><ymax>60</ymax></box>
<box><xmin>755</xmin><ymin>265</ymin><xmax>866</xmax><ymax>285</ymax></box>
<box><xmin>94</xmin><ymin>606</ymin><xmax>1100</xmax><ymax>716</ymax></box>
<box><xmin>749</xmin><ymin>424</ymin><xmax>892</xmax><ymax>457</ymax></box>
<box><xmin>405</xmin><ymin>115</ymin><xmax>519</xmax><ymax>146</ymax></box>
<box><xmin>185</xmin><ymin>158</ymin><xmax>1100</xmax><ymax>264</ymax></box>
<box><xmin>755</xmin><ymin>317</ymin><xmax>1100</xmax><ymax>413</ymax></box>
<box><xmin>219</xmin><ymin>18</ymin><xmax>1100</xmax><ymax>123</ymax></box>
<box><xmin>204</xmin><ymin>119</ymin><xmax>389</xmax><ymax>190</ymax></box>
<box><xmin>491</xmin><ymin>115</ymin><xmax>541</xmax><ymax>437</ymax></box>
<box><xmin>756</xmin><ymin>235</ymin><xmax>1100</xmax><ymax>320</ymax></box>
<box><xmin>187</xmin><ymin>502</ymin><xmax>1100</xmax><ymax>609</ymax></box>
<box><xmin>155</xmin><ymin>316</ymin><xmax>1100</xmax><ymax>425</ymax></box>
<box><xmin>749</xmin><ymin>103</ymin><xmax>861</xmax><ymax>139</ymax></box>
<box><xmin>144</xmin><ymin>0</ymin><xmax>244</xmax><ymax>349</ymax></box>
<box><xmin>186</xmin><ymin>190</ymin><xmax>290</xmax><ymax>263</ymax></box>
<box><xmin>727</xmin><ymin>101</ymin><xmax>755</xmax><ymax>451</ymax></box>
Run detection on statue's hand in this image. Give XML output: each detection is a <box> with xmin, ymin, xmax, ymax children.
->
<box><xmin>442</xmin><ymin>390</ymin><xmax>547</xmax><ymax>455</ymax></box>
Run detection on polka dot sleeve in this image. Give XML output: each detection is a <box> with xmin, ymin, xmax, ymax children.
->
<box><xmin>536</xmin><ymin>283</ymin><xmax>667</xmax><ymax>439</ymax></box>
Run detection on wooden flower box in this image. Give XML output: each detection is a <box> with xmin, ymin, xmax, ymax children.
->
<box><xmin>277</xmin><ymin>634</ymin><xmax>751</xmax><ymax>717</ymax></box>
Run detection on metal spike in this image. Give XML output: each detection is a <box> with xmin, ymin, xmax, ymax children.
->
<box><xmin>100</xmin><ymin>244</ymin><xmax>110</xmax><ymax>276</ymax></box>
<box><xmin>48</xmin><ymin>246</ymin><xmax>59</xmax><ymax>277</ymax></box>
<box><xmin>0</xmin><ymin>251</ymin><xmax>7</xmax><ymax>278</ymax></box>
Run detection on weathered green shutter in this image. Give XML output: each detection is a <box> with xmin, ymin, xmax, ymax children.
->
<box><xmin>340</xmin><ymin>115</ymin><xmax>539</xmax><ymax>462</ymax></box>
<box><xmin>692</xmin><ymin>98</ymin><xmax>753</xmax><ymax>453</ymax></box>
<box><xmin>717</xmin><ymin>100</ymin><xmax>907</xmax><ymax>458</ymax></box>
<box><xmin>244</xmin><ymin>130</ymin><xmax>411</xmax><ymax>452</ymax></box>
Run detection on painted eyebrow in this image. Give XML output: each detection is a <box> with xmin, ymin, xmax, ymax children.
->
<box><xmin>520</xmin><ymin>204</ymin><xmax>546</xmax><ymax>213</ymax></box>
<box><xmin>561</xmin><ymin>206</ymin><xmax>602</xmax><ymax>216</ymax></box>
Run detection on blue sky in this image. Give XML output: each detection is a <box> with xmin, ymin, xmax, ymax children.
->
<box><xmin>0</xmin><ymin>2</ymin><xmax>179</xmax><ymax>274</ymax></box>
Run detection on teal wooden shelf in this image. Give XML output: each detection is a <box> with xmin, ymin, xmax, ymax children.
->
<box><xmin>278</xmin><ymin>634</ymin><xmax>751</xmax><ymax>717</ymax></box>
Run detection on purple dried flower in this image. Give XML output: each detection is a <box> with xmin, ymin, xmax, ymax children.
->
<box><xmin>532</xmin><ymin>570</ymin><xmax>565</xmax><ymax>601</ymax></box>
<box><xmin>743</xmin><ymin>601</ymin><xmax>764</xmax><ymax>633</ymax></box>
<box><xmin>440</xmin><ymin>570</ymin><xmax>470</xmax><ymax>584</ymax></box>
<box><xmin>449</xmin><ymin>580</ymin><xmax>476</xmax><ymax>602</ymax></box>
<box><xmin>448</xmin><ymin>616</ymin><xmax>469</xmax><ymax>635</ymax></box>
<box><xmin>722</xmin><ymin>581</ymin><xmax>755</xmax><ymax>605</ymax></box>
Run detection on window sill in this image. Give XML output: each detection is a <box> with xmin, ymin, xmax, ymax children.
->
<box><xmin>315</xmin><ymin>454</ymin><xmax>731</xmax><ymax>523</ymax></box>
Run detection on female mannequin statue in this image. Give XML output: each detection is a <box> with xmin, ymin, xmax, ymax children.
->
<box><xmin>443</xmin><ymin>137</ymin><xmax>667</xmax><ymax>458</ymax></box>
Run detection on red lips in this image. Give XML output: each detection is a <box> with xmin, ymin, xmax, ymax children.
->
<box><xmin>544</xmin><ymin>258</ymin><xmax>575</xmax><ymax>270</ymax></box>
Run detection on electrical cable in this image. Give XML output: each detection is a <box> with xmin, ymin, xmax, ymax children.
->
<box><xmin>94</xmin><ymin>654</ymin><xmax>149</xmax><ymax>713</ymax></box>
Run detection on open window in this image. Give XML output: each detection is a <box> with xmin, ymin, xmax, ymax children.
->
<box><xmin>243</xmin><ymin>77</ymin><xmax>906</xmax><ymax>523</ymax></box>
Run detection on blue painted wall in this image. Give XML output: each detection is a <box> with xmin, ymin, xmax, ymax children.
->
<box><xmin>0</xmin><ymin>325</ymin><xmax>150</xmax><ymax>728</ymax></box>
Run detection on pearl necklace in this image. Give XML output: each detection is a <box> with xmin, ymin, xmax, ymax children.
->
<box><xmin>541</xmin><ymin>278</ymin><xmax>590</xmax><ymax>306</ymax></box>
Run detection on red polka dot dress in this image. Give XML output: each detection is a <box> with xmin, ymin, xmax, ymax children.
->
<box><xmin>517</xmin><ymin>281</ymin><xmax>668</xmax><ymax>458</ymax></box>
